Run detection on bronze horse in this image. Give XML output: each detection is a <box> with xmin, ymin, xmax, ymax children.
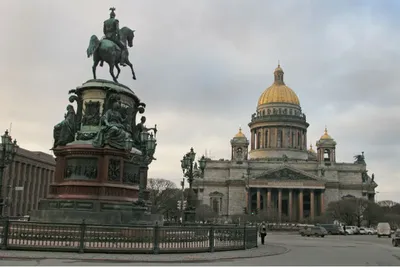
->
<box><xmin>87</xmin><ymin>27</ymin><xmax>136</xmax><ymax>83</ymax></box>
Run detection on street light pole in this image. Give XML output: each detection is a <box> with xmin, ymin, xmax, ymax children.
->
<box><xmin>135</xmin><ymin>130</ymin><xmax>157</xmax><ymax>206</ymax></box>
<box><xmin>243</xmin><ymin>170</ymin><xmax>251</xmax><ymax>214</ymax></box>
<box><xmin>0</xmin><ymin>130</ymin><xmax>18</xmax><ymax>218</ymax></box>
<box><xmin>181</xmin><ymin>148</ymin><xmax>206</xmax><ymax>222</ymax></box>
<box><xmin>180</xmin><ymin>178</ymin><xmax>184</xmax><ymax>223</ymax></box>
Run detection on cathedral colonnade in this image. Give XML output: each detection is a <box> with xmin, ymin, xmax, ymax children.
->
<box><xmin>246</xmin><ymin>187</ymin><xmax>324</xmax><ymax>222</ymax></box>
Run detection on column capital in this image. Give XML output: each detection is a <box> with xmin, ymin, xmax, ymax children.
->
<box><xmin>278</xmin><ymin>188</ymin><xmax>282</xmax><ymax>192</ymax></box>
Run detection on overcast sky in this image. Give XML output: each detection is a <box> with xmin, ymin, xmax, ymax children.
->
<box><xmin>1</xmin><ymin>0</ymin><xmax>399</xmax><ymax>201</ymax></box>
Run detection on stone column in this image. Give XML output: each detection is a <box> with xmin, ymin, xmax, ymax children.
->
<box><xmin>298</xmin><ymin>189</ymin><xmax>304</xmax><ymax>221</ymax></box>
<box><xmin>267</xmin><ymin>189</ymin><xmax>272</xmax><ymax>215</ymax></box>
<box><xmin>251</xmin><ymin>129</ymin><xmax>255</xmax><ymax>150</ymax></box>
<box><xmin>310</xmin><ymin>190</ymin><xmax>315</xmax><ymax>220</ymax></box>
<box><xmin>320</xmin><ymin>191</ymin><xmax>325</xmax><ymax>215</ymax></box>
<box><xmin>269</xmin><ymin>128</ymin><xmax>272</xmax><ymax>148</ymax></box>
<box><xmin>278</xmin><ymin>189</ymin><xmax>282</xmax><ymax>222</ymax></box>
<box><xmin>288</xmin><ymin>189</ymin><xmax>293</xmax><ymax>221</ymax></box>
<box><xmin>261</xmin><ymin>128</ymin><xmax>265</xmax><ymax>148</ymax></box>
<box><xmin>257</xmin><ymin>189</ymin><xmax>261</xmax><ymax>210</ymax></box>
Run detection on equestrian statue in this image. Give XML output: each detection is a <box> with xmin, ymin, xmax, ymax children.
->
<box><xmin>87</xmin><ymin>7</ymin><xmax>136</xmax><ymax>83</ymax></box>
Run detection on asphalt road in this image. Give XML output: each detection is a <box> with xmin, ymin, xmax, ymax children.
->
<box><xmin>1</xmin><ymin>234</ymin><xmax>400</xmax><ymax>266</ymax></box>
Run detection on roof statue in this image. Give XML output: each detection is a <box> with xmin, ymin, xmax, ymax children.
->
<box><xmin>87</xmin><ymin>7</ymin><xmax>136</xmax><ymax>83</ymax></box>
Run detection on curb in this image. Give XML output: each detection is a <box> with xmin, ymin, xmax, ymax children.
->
<box><xmin>0</xmin><ymin>244</ymin><xmax>290</xmax><ymax>263</ymax></box>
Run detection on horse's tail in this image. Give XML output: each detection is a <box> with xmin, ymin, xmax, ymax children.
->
<box><xmin>87</xmin><ymin>35</ymin><xmax>100</xmax><ymax>58</ymax></box>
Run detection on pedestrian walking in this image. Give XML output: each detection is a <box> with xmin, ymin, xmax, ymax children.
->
<box><xmin>259</xmin><ymin>221</ymin><xmax>267</xmax><ymax>245</ymax></box>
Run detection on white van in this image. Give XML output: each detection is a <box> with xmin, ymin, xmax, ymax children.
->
<box><xmin>377</xmin><ymin>222</ymin><xmax>391</xmax><ymax>238</ymax></box>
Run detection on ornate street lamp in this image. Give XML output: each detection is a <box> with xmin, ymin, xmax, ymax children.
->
<box><xmin>0</xmin><ymin>130</ymin><xmax>18</xmax><ymax>217</ymax></box>
<box><xmin>134</xmin><ymin>131</ymin><xmax>157</xmax><ymax>206</ymax></box>
<box><xmin>181</xmin><ymin>147</ymin><xmax>206</xmax><ymax>222</ymax></box>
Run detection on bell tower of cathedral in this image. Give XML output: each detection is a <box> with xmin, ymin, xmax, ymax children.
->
<box><xmin>316</xmin><ymin>127</ymin><xmax>337</xmax><ymax>165</ymax></box>
<box><xmin>230</xmin><ymin>127</ymin><xmax>249</xmax><ymax>163</ymax></box>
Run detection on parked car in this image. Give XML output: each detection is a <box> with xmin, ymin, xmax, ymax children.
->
<box><xmin>377</xmin><ymin>222</ymin><xmax>392</xmax><ymax>238</ymax></box>
<box><xmin>344</xmin><ymin>226</ymin><xmax>358</xmax><ymax>235</ymax></box>
<box><xmin>359</xmin><ymin>227</ymin><xmax>375</xmax><ymax>235</ymax></box>
<box><xmin>368</xmin><ymin>228</ymin><xmax>377</xmax><ymax>235</ymax></box>
<box><xmin>300</xmin><ymin>226</ymin><xmax>328</xmax><ymax>237</ymax></box>
<box><xmin>392</xmin><ymin>230</ymin><xmax>400</xmax><ymax>247</ymax></box>
<box><xmin>317</xmin><ymin>224</ymin><xmax>342</xmax><ymax>235</ymax></box>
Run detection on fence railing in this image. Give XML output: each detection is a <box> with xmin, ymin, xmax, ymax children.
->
<box><xmin>0</xmin><ymin>220</ymin><xmax>258</xmax><ymax>254</ymax></box>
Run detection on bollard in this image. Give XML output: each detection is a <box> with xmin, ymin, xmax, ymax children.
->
<box><xmin>79</xmin><ymin>219</ymin><xmax>86</xmax><ymax>253</ymax></box>
<box><xmin>209</xmin><ymin>225</ymin><xmax>215</xmax><ymax>252</ymax></box>
<box><xmin>1</xmin><ymin>219</ymin><xmax>9</xmax><ymax>250</ymax></box>
<box><xmin>243</xmin><ymin>223</ymin><xmax>247</xmax><ymax>250</ymax></box>
<box><xmin>153</xmin><ymin>221</ymin><xmax>160</xmax><ymax>254</ymax></box>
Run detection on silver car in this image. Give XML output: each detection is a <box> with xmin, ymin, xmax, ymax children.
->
<box><xmin>300</xmin><ymin>226</ymin><xmax>328</xmax><ymax>238</ymax></box>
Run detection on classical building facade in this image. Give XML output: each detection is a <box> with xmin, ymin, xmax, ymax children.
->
<box><xmin>1</xmin><ymin>147</ymin><xmax>55</xmax><ymax>217</ymax></box>
<box><xmin>194</xmin><ymin>65</ymin><xmax>377</xmax><ymax>222</ymax></box>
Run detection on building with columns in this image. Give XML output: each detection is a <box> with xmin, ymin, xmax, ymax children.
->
<box><xmin>1</xmin><ymin>147</ymin><xmax>55</xmax><ymax>217</ymax></box>
<box><xmin>194</xmin><ymin>65</ymin><xmax>377</xmax><ymax>222</ymax></box>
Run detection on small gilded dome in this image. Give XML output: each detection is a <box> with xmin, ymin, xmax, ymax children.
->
<box><xmin>257</xmin><ymin>65</ymin><xmax>300</xmax><ymax>107</ymax></box>
<box><xmin>308</xmin><ymin>144</ymin><xmax>316</xmax><ymax>154</ymax></box>
<box><xmin>234</xmin><ymin>127</ymin><xmax>246</xmax><ymax>138</ymax></box>
<box><xmin>320</xmin><ymin>127</ymin><xmax>333</xmax><ymax>140</ymax></box>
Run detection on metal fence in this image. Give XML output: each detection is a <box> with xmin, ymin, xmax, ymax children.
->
<box><xmin>0</xmin><ymin>220</ymin><xmax>258</xmax><ymax>254</ymax></box>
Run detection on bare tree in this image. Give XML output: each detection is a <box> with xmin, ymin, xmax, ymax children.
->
<box><xmin>327</xmin><ymin>199</ymin><xmax>357</xmax><ymax>225</ymax></box>
<box><xmin>378</xmin><ymin>200</ymin><xmax>399</xmax><ymax>214</ymax></box>
<box><xmin>147</xmin><ymin>178</ymin><xmax>177</xmax><ymax>214</ymax></box>
<box><xmin>327</xmin><ymin>198</ymin><xmax>384</xmax><ymax>226</ymax></box>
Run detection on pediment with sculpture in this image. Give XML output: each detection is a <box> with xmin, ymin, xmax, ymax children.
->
<box><xmin>254</xmin><ymin>166</ymin><xmax>319</xmax><ymax>181</ymax></box>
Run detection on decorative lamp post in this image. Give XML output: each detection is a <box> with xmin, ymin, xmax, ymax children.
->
<box><xmin>0</xmin><ymin>130</ymin><xmax>18</xmax><ymax>217</ymax></box>
<box><xmin>181</xmin><ymin>147</ymin><xmax>206</xmax><ymax>222</ymax></box>
<box><xmin>134</xmin><ymin>131</ymin><xmax>157</xmax><ymax>206</ymax></box>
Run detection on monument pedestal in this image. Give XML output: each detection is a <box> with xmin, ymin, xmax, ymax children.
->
<box><xmin>31</xmin><ymin>80</ymin><xmax>155</xmax><ymax>225</ymax></box>
<box><xmin>184</xmin><ymin>209</ymin><xmax>196</xmax><ymax>223</ymax></box>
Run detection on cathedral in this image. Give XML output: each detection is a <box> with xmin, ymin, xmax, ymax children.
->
<box><xmin>194</xmin><ymin>65</ymin><xmax>377</xmax><ymax>222</ymax></box>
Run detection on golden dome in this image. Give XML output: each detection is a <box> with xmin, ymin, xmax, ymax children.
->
<box><xmin>320</xmin><ymin>127</ymin><xmax>333</xmax><ymax>140</ymax></box>
<box><xmin>257</xmin><ymin>65</ymin><xmax>300</xmax><ymax>107</ymax></box>
<box><xmin>308</xmin><ymin>144</ymin><xmax>316</xmax><ymax>153</ymax></box>
<box><xmin>234</xmin><ymin>127</ymin><xmax>246</xmax><ymax>138</ymax></box>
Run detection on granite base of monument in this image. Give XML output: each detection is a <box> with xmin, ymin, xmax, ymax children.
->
<box><xmin>184</xmin><ymin>210</ymin><xmax>196</xmax><ymax>223</ymax></box>
<box><xmin>30</xmin><ymin>199</ymin><xmax>151</xmax><ymax>225</ymax></box>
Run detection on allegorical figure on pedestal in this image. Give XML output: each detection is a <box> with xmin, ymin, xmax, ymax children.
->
<box><xmin>134</xmin><ymin>116</ymin><xmax>157</xmax><ymax>145</ymax></box>
<box><xmin>53</xmin><ymin>105</ymin><xmax>76</xmax><ymax>147</ymax></box>
<box><xmin>93</xmin><ymin>101</ymin><xmax>132</xmax><ymax>150</ymax></box>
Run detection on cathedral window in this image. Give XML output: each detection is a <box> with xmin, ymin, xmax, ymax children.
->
<box><xmin>265</xmin><ymin>130</ymin><xmax>269</xmax><ymax>147</ymax></box>
<box><xmin>291</xmin><ymin>132</ymin><xmax>295</xmax><ymax>148</ymax></box>
<box><xmin>277</xmin><ymin>130</ymin><xmax>283</xmax><ymax>148</ymax></box>
<box><xmin>297</xmin><ymin>132</ymin><xmax>301</xmax><ymax>148</ymax></box>
<box><xmin>262</xmin><ymin>110</ymin><xmax>265</xmax><ymax>116</ymax></box>
<box><xmin>209</xmin><ymin>192</ymin><xmax>223</xmax><ymax>215</ymax></box>
<box><xmin>256</xmin><ymin>132</ymin><xmax>261</xmax><ymax>149</ymax></box>
<box><xmin>324</xmin><ymin>149</ymin><xmax>331</xmax><ymax>162</ymax></box>
<box><xmin>212</xmin><ymin>198</ymin><xmax>219</xmax><ymax>213</ymax></box>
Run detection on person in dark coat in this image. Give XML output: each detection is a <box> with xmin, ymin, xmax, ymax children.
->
<box><xmin>259</xmin><ymin>221</ymin><xmax>267</xmax><ymax>245</ymax></box>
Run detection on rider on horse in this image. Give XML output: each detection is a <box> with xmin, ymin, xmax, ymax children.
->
<box><xmin>102</xmin><ymin>8</ymin><xmax>127</xmax><ymax>66</ymax></box>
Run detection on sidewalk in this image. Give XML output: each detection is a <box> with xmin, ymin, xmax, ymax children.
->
<box><xmin>0</xmin><ymin>243</ymin><xmax>289</xmax><ymax>263</ymax></box>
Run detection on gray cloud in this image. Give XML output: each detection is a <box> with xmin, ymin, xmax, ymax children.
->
<box><xmin>1</xmin><ymin>0</ymin><xmax>399</xmax><ymax>200</ymax></box>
